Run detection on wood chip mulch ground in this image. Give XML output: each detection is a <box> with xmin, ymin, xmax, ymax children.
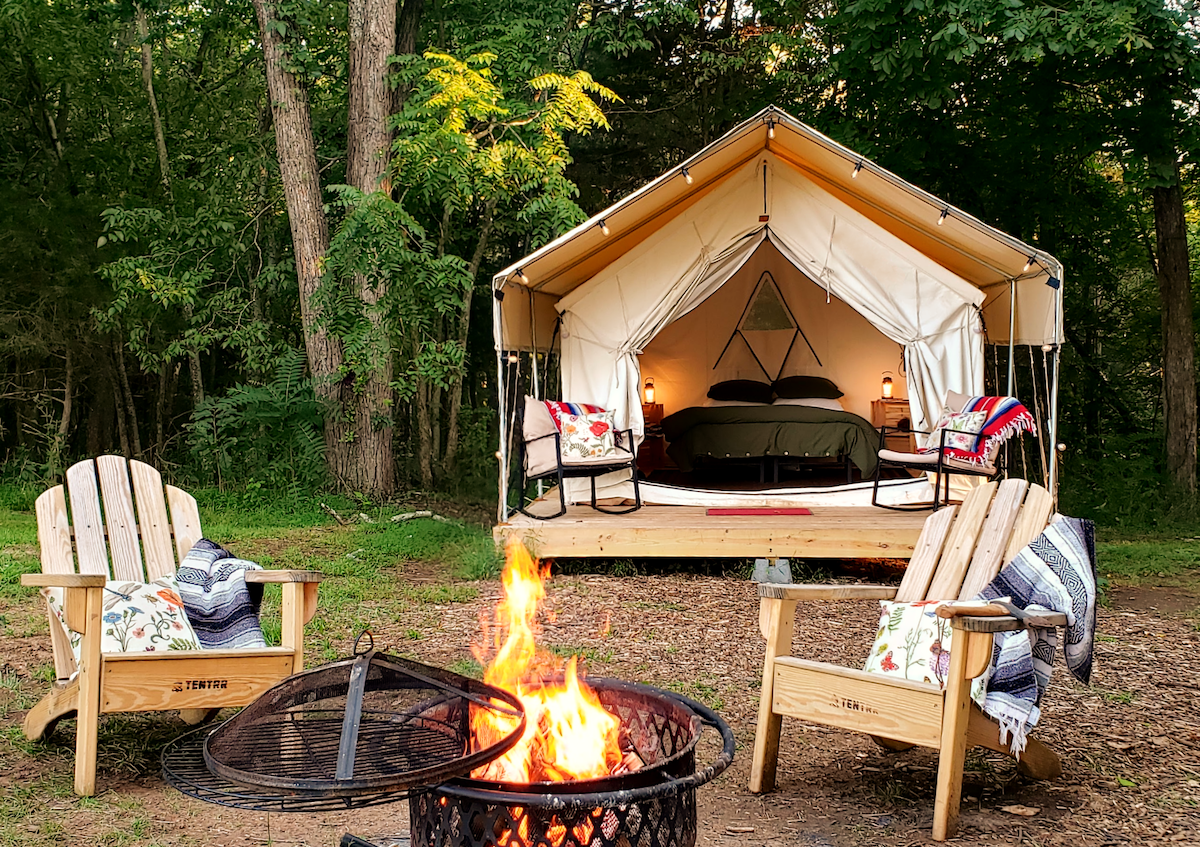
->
<box><xmin>3</xmin><ymin>570</ymin><xmax>1198</xmax><ymax>846</ymax></box>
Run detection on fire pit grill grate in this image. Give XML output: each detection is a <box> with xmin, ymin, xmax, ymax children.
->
<box><xmin>163</xmin><ymin>640</ymin><xmax>527</xmax><ymax>806</ymax></box>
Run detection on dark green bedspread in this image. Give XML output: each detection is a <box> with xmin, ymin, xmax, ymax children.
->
<box><xmin>660</xmin><ymin>405</ymin><xmax>882</xmax><ymax>476</ymax></box>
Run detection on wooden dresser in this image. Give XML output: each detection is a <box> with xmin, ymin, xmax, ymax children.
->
<box><xmin>871</xmin><ymin>398</ymin><xmax>916</xmax><ymax>452</ymax></box>
<box><xmin>638</xmin><ymin>403</ymin><xmax>666</xmax><ymax>474</ymax></box>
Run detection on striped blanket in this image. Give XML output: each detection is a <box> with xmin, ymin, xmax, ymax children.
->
<box><xmin>175</xmin><ymin>539</ymin><xmax>267</xmax><ymax>650</ymax></box>
<box><xmin>935</xmin><ymin>395</ymin><xmax>1036</xmax><ymax>465</ymax></box>
<box><xmin>543</xmin><ymin>400</ymin><xmax>606</xmax><ymax>431</ymax></box>
<box><xmin>974</xmin><ymin>517</ymin><xmax>1097</xmax><ymax>755</ymax></box>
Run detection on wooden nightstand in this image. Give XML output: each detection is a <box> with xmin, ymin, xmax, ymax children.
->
<box><xmin>871</xmin><ymin>398</ymin><xmax>915</xmax><ymax>452</ymax></box>
<box><xmin>639</xmin><ymin>403</ymin><xmax>666</xmax><ymax>475</ymax></box>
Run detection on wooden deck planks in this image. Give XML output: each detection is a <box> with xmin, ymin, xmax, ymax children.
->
<box><xmin>495</xmin><ymin>504</ymin><xmax>929</xmax><ymax>559</ymax></box>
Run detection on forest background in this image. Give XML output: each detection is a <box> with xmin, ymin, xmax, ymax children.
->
<box><xmin>2</xmin><ymin>0</ymin><xmax>1198</xmax><ymax>528</ymax></box>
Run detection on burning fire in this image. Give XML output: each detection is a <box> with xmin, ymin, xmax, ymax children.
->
<box><xmin>470</xmin><ymin>538</ymin><xmax>624</xmax><ymax>783</ymax></box>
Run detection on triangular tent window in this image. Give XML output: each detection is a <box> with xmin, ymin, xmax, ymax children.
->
<box><xmin>715</xmin><ymin>271</ymin><xmax>821</xmax><ymax>380</ymax></box>
<box><xmin>742</xmin><ymin>276</ymin><xmax>795</xmax><ymax>331</ymax></box>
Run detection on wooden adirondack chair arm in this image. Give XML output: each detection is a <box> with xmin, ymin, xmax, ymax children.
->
<box><xmin>21</xmin><ymin>574</ymin><xmax>106</xmax><ymax>588</ymax></box>
<box><xmin>244</xmin><ymin>570</ymin><xmax>325</xmax><ymax>583</ymax></box>
<box><xmin>758</xmin><ymin>583</ymin><xmax>899</xmax><ymax>601</ymax></box>
<box><xmin>940</xmin><ymin>602</ymin><xmax>1069</xmax><ymax>631</ymax></box>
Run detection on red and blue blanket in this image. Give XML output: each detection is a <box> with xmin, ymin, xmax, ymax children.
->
<box><xmin>935</xmin><ymin>395</ymin><xmax>1036</xmax><ymax>465</ymax></box>
<box><xmin>543</xmin><ymin>400</ymin><xmax>606</xmax><ymax>431</ymax></box>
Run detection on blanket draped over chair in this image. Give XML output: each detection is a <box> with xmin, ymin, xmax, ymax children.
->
<box><xmin>974</xmin><ymin>517</ymin><xmax>1097</xmax><ymax>755</ymax></box>
<box><xmin>932</xmin><ymin>395</ymin><xmax>1037</xmax><ymax>465</ymax></box>
<box><xmin>175</xmin><ymin>539</ymin><xmax>267</xmax><ymax>650</ymax></box>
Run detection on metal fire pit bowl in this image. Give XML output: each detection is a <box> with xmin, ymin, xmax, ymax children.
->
<box><xmin>408</xmin><ymin>679</ymin><xmax>735</xmax><ymax>847</ymax></box>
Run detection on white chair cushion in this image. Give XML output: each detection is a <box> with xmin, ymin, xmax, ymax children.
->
<box><xmin>878</xmin><ymin>448</ymin><xmax>995</xmax><ymax>474</ymax></box>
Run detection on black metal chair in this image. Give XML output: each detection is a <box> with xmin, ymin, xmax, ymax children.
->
<box><xmin>871</xmin><ymin>423</ymin><xmax>999</xmax><ymax>512</ymax></box>
<box><xmin>514</xmin><ymin>397</ymin><xmax>642</xmax><ymax>521</ymax></box>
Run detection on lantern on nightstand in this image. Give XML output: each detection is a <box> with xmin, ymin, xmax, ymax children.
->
<box><xmin>881</xmin><ymin>371</ymin><xmax>894</xmax><ymax>400</ymax></box>
<box><xmin>644</xmin><ymin>377</ymin><xmax>655</xmax><ymax>404</ymax></box>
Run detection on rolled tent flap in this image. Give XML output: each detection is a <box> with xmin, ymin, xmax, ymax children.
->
<box><xmin>553</xmin><ymin>155</ymin><xmax>985</xmax><ymax>505</ymax></box>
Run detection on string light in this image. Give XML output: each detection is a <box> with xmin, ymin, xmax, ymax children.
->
<box><xmin>598</xmin><ymin>219</ymin><xmax>610</xmax><ymax>236</ymax></box>
<box><xmin>852</xmin><ymin>160</ymin><xmax>862</xmax><ymax>179</ymax></box>
<box><xmin>1023</xmin><ymin>255</ymin><xmax>1036</xmax><ymax>273</ymax></box>
<box><xmin>937</xmin><ymin>208</ymin><xmax>948</xmax><ymax>226</ymax></box>
<box><xmin>507</xmin><ymin>352</ymin><xmax>518</xmax><ymax>364</ymax></box>
<box><xmin>515</xmin><ymin>268</ymin><xmax>529</xmax><ymax>284</ymax></box>
<box><xmin>767</xmin><ymin>120</ymin><xmax>775</xmax><ymax>139</ymax></box>
<box><xmin>682</xmin><ymin>167</ymin><xmax>693</xmax><ymax>185</ymax></box>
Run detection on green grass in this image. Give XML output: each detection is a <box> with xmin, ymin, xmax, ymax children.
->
<box><xmin>1095</xmin><ymin>540</ymin><xmax>1200</xmax><ymax>586</ymax></box>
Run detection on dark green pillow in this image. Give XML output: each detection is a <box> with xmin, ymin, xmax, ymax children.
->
<box><xmin>772</xmin><ymin>375</ymin><xmax>843</xmax><ymax>400</ymax></box>
<box><xmin>706</xmin><ymin>379</ymin><xmax>774</xmax><ymax>404</ymax></box>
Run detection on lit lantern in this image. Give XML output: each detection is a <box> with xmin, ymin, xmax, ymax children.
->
<box><xmin>881</xmin><ymin>372</ymin><xmax>894</xmax><ymax>399</ymax></box>
<box><xmin>644</xmin><ymin>377</ymin><xmax>655</xmax><ymax>404</ymax></box>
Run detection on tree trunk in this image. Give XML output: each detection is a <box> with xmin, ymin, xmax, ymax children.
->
<box><xmin>251</xmin><ymin>0</ymin><xmax>349</xmax><ymax>485</ymax></box>
<box><xmin>412</xmin><ymin>332</ymin><xmax>434</xmax><ymax>487</ymax></box>
<box><xmin>344</xmin><ymin>0</ymin><xmax>399</xmax><ymax>498</ymax></box>
<box><xmin>135</xmin><ymin>4</ymin><xmax>173</xmax><ymax>203</ymax></box>
<box><xmin>113</xmin><ymin>338</ymin><xmax>143</xmax><ymax>459</ymax></box>
<box><xmin>390</xmin><ymin>0</ymin><xmax>425</xmax><ymax>121</ymax></box>
<box><xmin>1151</xmin><ymin>158</ymin><xmax>1196</xmax><ymax>493</ymax></box>
<box><xmin>443</xmin><ymin>201</ymin><xmax>495</xmax><ymax>474</ymax></box>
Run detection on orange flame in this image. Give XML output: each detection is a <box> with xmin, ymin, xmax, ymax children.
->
<box><xmin>471</xmin><ymin>538</ymin><xmax>622</xmax><ymax>784</ymax></box>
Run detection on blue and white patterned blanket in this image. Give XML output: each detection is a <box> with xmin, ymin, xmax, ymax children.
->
<box><xmin>974</xmin><ymin>517</ymin><xmax>1097</xmax><ymax>755</ymax></box>
<box><xmin>175</xmin><ymin>539</ymin><xmax>267</xmax><ymax>649</ymax></box>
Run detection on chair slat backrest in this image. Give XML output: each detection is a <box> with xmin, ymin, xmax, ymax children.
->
<box><xmin>925</xmin><ymin>481</ymin><xmax>998</xmax><ymax>599</ymax></box>
<box><xmin>899</xmin><ymin>478</ymin><xmax>1051</xmax><ymax>605</ymax></box>
<box><xmin>958</xmin><ymin>479</ymin><xmax>1028</xmax><ymax>599</ymax></box>
<box><xmin>39</xmin><ymin>457</ymin><xmax>200</xmax><ymax>582</ymax></box>
<box><xmin>894</xmin><ymin>505</ymin><xmax>959</xmax><ymax>602</ymax></box>
<box><xmin>129</xmin><ymin>461</ymin><xmax>178</xmax><ymax>580</ymax></box>
<box><xmin>1005</xmin><ymin>485</ymin><xmax>1054</xmax><ymax>562</ymax></box>
<box><xmin>96</xmin><ymin>455</ymin><xmax>144</xmax><ymax>582</ymax></box>
<box><xmin>166</xmin><ymin>485</ymin><xmax>203</xmax><ymax>563</ymax></box>
<box><xmin>65</xmin><ymin>461</ymin><xmax>109</xmax><ymax>576</ymax></box>
<box><xmin>35</xmin><ymin>486</ymin><xmax>74</xmax><ymax>575</ymax></box>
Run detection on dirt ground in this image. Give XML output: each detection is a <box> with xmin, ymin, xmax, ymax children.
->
<box><xmin>3</xmin><ymin>569</ymin><xmax>1199</xmax><ymax>847</ymax></box>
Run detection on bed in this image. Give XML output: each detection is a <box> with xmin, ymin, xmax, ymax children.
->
<box><xmin>658</xmin><ymin>378</ymin><xmax>883</xmax><ymax>479</ymax></box>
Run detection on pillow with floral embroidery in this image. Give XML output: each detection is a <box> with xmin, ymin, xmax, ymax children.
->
<box><xmin>42</xmin><ymin>575</ymin><xmax>203</xmax><ymax>665</ymax></box>
<box><xmin>559</xmin><ymin>411</ymin><xmax>618</xmax><ymax>460</ymax></box>
<box><xmin>928</xmin><ymin>410</ymin><xmax>987</xmax><ymax>453</ymax></box>
<box><xmin>863</xmin><ymin>600</ymin><xmax>986</xmax><ymax>704</ymax></box>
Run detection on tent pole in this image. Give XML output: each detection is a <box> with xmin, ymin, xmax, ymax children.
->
<box><xmin>529</xmin><ymin>289</ymin><xmax>545</xmax><ymax>501</ymax></box>
<box><xmin>494</xmin><ymin>285</ymin><xmax>508</xmax><ymax>524</ymax></box>
<box><xmin>1007</xmin><ymin>280</ymin><xmax>1016</xmax><ymax>397</ymax></box>
<box><xmin>1048</xmin><ymin>271</ymin><xmax>1064</xmax><ymax>500</ymax></box>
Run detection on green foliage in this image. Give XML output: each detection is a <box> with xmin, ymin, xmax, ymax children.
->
<box><xmin>185</xmin><ymin>349</ymin><xmax>326</xmax><ymax>491</ymax></box>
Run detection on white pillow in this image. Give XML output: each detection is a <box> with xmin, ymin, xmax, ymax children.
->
<box><xmin>771</xmin><ymin>396</ymin><xmax>845</xmax><ymax>411</ymax></box>
<box><xmin>702</xmin><ymin>397</ymin><xmax>769</xmax><ymax>408</ymax></box>
<box><xmin>559</xmin><ymin>411</ymin><xmax>617</xmax><ymax>459</ymax></box>
<box><xmin>43</xmin><ymin>575</ymin><xmax>203</xmax><ymax>667</ymax></box>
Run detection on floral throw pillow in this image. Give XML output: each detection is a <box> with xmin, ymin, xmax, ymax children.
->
<box><xmin>863</xmin><ymin>600</ymin><xmax>986</xmax><ymax>704</ymax></box>
<box><xmin>559</xmin><ymin>411</ymin><xmax>618</xmax><ymax>459</ymax></box>
<box><xmin>937</xmin><ymin>410</ymin><xmax>987</xmax><ymax>452</ymax></box>
<box><xmin>43</xmin><ymin>575</ymin><xmax>203</xmax><ymax>663</ymax></box>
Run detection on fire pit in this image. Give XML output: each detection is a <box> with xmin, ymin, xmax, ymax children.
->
<box><xmin>164</xmin><ymin>539</ymin><xmax>734</xmax><ymax>845</ymax></box>
<box><xmin>409</xmin><ymin>678</ymin><xmax>733</xmax><ymax>847</ymax></box>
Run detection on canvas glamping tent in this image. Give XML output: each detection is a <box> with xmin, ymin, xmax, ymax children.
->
<box><xmin>493</xmin><ymin>107</ymin><xmax>1063</xmax><ymax>518</ymax></box>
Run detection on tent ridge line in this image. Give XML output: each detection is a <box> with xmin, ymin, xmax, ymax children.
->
<box><xmin>494</xmin><ymin>133</ymin><xmax>769</xmax><ymax>289</ymax></box>
<box><xmin>767</xmin><ymin>111</ymin><xmax>1063</xmax><ymax>280</ymax></box>
<box><xmin>517</xmin><ymin>151</ymin><xmax>761</xmax><ymax>294</ymax></box>
<box><xmin>771</xmin><ymin>147</ymin><xmax>1017</xmax><ymax>286</ymax></box>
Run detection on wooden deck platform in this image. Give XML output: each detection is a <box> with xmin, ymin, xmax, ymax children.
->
<box><xmin>494</xmin><ymin>503</ymin><xmax>930</xmax><ymax>560</ymax></box>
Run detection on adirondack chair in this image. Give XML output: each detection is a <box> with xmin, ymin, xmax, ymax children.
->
<box><xmin>750</xmin><ymin>478</ymin><xmax>1064</xmax><ymax>841</ymax></box>
<box><xmin>21</xmin><ymin>456</ymin><xmax>324</xmax><ymax>796</ymax></box>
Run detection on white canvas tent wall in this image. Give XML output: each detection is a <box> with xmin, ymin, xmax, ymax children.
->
<box><xmin>494</xmin><ymin>107</ymin><xmax>1064</xmax><ymax>516</ymax></box>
